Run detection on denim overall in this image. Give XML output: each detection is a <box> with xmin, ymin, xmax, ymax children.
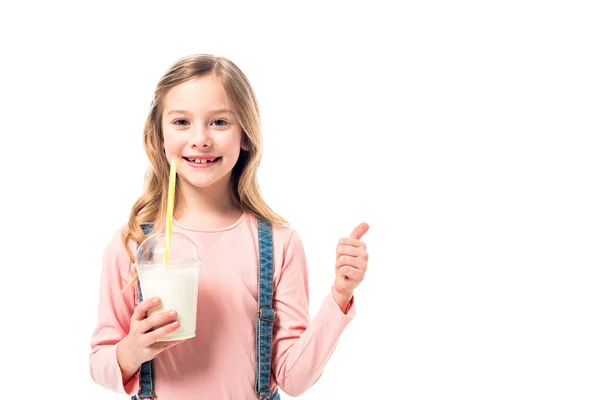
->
<box><xmin>133</xmin><ymin>219</ymin><xmax>280</xmax><ymax>400</ymax></box>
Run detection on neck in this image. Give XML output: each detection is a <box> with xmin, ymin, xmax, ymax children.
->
<box><xmin>174</xmin><ymin>178</ymin><xmax>242</xmax><ymax>229</ymax></box>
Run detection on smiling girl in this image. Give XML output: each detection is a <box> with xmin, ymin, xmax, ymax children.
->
<box><xmin>89</xmin><ymin>54</ymin><xmax>370</xmax><ymax>400</ymax></box>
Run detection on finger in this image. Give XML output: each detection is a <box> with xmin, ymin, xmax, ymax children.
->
<box><xmin>338</xmin><ymin>238</ymin><xmax>366</xmax><ymax>249</ymax></box>
<box><xmin>138</xmin><ymin>310</ymin><xmax>179</xmax><ymax>334</ymax></box>
<box><xmin>144</xmin><ymin>320</ymin><xmax>181</xmax><ymax>345</ymax></box>
<box><xmin>338</xmin><ymin>265</ymin><xmax>365</xmax><ymax>281</ymax></box>
<box><xmin>335</xmin><ymin>255</ymin><xmax>368</xmax><ymax>271</ymax></box>
<box><xmin>349</xmin><ymin>222</ymin><xmax>369</xmax><ymax>240</ymax></box>
<box><xmin>132</xmin><ymin>297</ymin><xmax>161</xmax><ymax>321</ymax></box>
<box><xmin>336</xmin><ymin>245</ymin><xmax>367</xmax><ymax>258</ymax></box>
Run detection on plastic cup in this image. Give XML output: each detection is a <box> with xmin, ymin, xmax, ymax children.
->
<box><xmin>133</xmin><ymin>232</ymin><xmax>202</xmax><ymax>341</ymax></box>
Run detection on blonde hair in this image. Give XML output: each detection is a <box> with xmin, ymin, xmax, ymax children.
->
<box><xmin>122</xmin><ymin>54</ymin><xmax>287</xmax><ymax>262</ymax></box>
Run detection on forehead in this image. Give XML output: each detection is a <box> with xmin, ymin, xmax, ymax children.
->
<box><xmin>163</xmin><ymin>74</ymin><xmax>230</xmax><ymax>113</ymax></box>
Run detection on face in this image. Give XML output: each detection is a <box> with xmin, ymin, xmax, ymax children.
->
<box><xmin>161</xmin><ymin>74</ymin><xmax>248</xmax><ymax>192</ymax></box>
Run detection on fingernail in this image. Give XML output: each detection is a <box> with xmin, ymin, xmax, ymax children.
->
<box><xmin>152</xmin><ymin>297</ymin><xmax>160</xmax><ymax>304</ymax></box>
<box><xmin>169</xmin><ymin>310</ymin><xmax>177</xmax><ymax>316</ymax></box>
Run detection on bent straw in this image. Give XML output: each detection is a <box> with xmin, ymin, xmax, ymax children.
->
<box><xmin>164</xmin><ymin>159</ymin><xmax>177</xmax><ymax>267</ymax></box>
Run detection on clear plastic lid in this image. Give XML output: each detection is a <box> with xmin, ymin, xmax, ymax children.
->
<box><xmin>134</xmin><ymin>232</ymin><xmax>202</xmax><ymax>267</ymax></box>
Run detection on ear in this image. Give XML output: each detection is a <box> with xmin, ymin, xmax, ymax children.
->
<box><xmin>241</xmin><ymin>136</ymin><xmax>250</xmax><ymax>151</ymax></box>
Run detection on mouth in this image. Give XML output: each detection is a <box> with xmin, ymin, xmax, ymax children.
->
<box><xmin>182</xmin><ymin>156</ymin><xmax>222</xmax><ymax>165</ymax></box>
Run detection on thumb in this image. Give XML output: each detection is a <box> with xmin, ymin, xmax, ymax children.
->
<box><xmin>349</xmin><ymin>222</ymin><xmax>370</xmax><ymax>240</ymax></box>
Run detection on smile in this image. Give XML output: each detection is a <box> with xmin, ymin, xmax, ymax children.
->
<box><xmin>182</xmin><ymin>156</ymin><xmax>222</xmax><ymax>168</ymax></box>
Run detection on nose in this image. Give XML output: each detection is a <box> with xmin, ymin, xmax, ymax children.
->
<box><xmin>189</xmin><ymin>125</ymin><xmax>212</xmax><ymax>148</ymax></box>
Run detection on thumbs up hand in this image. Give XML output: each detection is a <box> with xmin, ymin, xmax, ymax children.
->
<box><xmin>332</xmin><ymin>222</ymin><xmax>370</xmax><ymax>312</ymax></box>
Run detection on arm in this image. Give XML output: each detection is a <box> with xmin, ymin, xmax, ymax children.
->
<box><xmin>271</xmin><ymin>231</ymin><xmax>356</xmax><ymax>397</ymax></box>
<box><xmin>89</xmin><ymin>230</ymin><xmax>139</xmax><ymax>395</ymax></box>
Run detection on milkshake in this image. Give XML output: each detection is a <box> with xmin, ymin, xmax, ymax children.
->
<box><xmin>137</xmin><ymin>261</ymin><xmax>201</xmax><ymax>340</ymax></box>
<box><xmin>134</xmin><ymin>232</ymin><xmax>202</xmax><ymax>341</ymax></box>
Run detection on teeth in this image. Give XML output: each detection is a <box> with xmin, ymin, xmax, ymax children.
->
<box><xmin>188</xmin><ymin>158</ymin><xmax>216</xmax><ymax>164</ymax></box>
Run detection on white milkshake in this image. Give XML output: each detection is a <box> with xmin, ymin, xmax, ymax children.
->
<box><xmin>137</xmin><ymin>261</ymin><xmax>201</xmax><ymax>341</ymax></box>
<box><xmin>134</xmin><ymin>232</ymin><xmax>202</xmax><ymax>341</ymax></box>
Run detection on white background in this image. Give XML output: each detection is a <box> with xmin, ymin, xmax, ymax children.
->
<box><xmin>1</xmin><ymin>1</ymin><xmax>599</xmax><ymax>399</ymax></box>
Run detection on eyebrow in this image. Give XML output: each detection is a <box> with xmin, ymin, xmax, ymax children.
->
<box><xmin>165</xmin><ymin>108</ymin><xmax>234</xmax><ymax>116</ymax></box>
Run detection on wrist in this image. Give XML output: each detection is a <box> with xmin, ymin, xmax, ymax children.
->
<box><xmin>331</xmin><ymin>287</ymin><xmax>353</xmax><ymax>313</ymax></box>
<box><xmin>116</xmin><ymin>336</ymin><xmax>141</xmax><ymax>380</ymax></box>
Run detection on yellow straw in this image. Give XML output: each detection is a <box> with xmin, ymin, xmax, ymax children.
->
<box><xmin>164</xmin><ymin>159</ymin><xmax>177</xmax><ymax>267</ymax></box>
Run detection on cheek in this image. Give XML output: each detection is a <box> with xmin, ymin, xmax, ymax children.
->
<box><xmin>215</xmin><ymin>132</ymin><xmax>242</xmax><ymax>155</ymax></box>
<box><xmin>226</xmin><ymin>138</ymin><xmax>244</xmax><ymax>157</ymax></box>
<box><xmin>162</xmin><ymin>131</ymin><xmax>186</xmax><ymax>155</ymax></box>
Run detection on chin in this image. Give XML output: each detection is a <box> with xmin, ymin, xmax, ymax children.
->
<box><xmin>187</xmin><ymin>179</ymin><xmax>219</xmax><ymax>189</ymax></box>
<box><xmin>180</xmin><ymin>175</ymin><xmax>230</xmax><ymax>190</ymax></box>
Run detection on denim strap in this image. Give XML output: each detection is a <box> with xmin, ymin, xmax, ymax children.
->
<box><xmin>131</xmin><ymin>220</ymin><xmax>280</xmax><ymax>399</ymax></box>
<box><xmin>133</xmin><ymin>223</ymin><xmax>155</xmax><ymax>400</ymax></box>
<box><xmin>255</xmin><ymin>219</ymin><xmax>278</xmax><ymax>399</ymax></box>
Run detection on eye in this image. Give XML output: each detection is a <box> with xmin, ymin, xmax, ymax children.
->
<box><xmin>211</xmin><ymin>118</ymin><xmax>228</xmax><ymax>127</ymax></box>
<box><xmin>173</xmin><ymin>119</ymin><xmax>189</xmax><ymax>126</ymax></box>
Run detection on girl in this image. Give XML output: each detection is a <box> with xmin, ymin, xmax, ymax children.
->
<box><xmin>89</xmin><ymin>54</ymin><xmax>370</xmax><ymax>399</ymax></box>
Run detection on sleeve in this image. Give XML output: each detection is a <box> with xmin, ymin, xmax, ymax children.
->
<box><xmin>271</xmin><ymin>231</ymin><xmax>356</xmax><ymax>397</ymax></box>
<box><xmin>88</xmin><ymin>229</ymin><xmax>140</xmax><ymax>395</ymax></box>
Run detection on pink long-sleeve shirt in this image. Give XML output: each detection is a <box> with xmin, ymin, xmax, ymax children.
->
<box><xmin>89</xmin><ymin>213</ymin><xmax>355</xmax><ymax>399</ymax></box>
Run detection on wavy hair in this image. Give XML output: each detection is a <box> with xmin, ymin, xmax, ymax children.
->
<box><xmin>122</xmin><ymin>54</ymin><xmax>286</xmax><ymax>262</ymax></box>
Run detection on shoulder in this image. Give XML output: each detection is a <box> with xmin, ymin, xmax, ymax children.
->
<box><xmin>102</xmin><ymin>224</ymin><xmax>138</xmax><ymax>278</ymax></box>
<box><xmin>272</xmin><ymin>220</ymin><xmax>298</xmax><ymax>243</ymax></box>
<box><xmin>245</xmin><ymin>213</ymin><xmax>303</xmax><ymax>252</ymax></box>
<box><xmin>103</xmin><ymin>224</ymin><xmax>134</xmax><ymax>253</ymax></box>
